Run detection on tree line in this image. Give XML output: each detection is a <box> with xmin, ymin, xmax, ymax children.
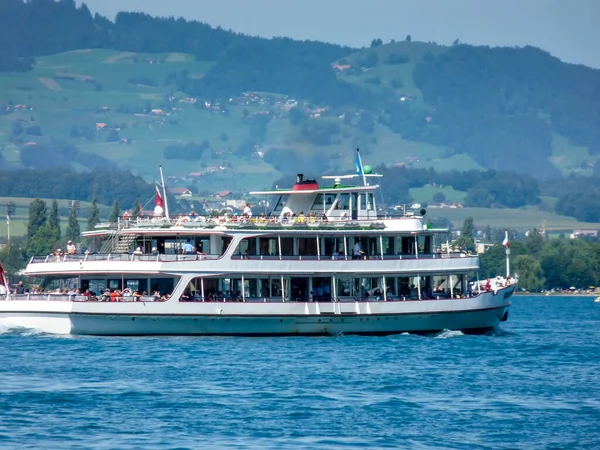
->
<box><xmin>0</xmin><ymin>168</ymin><xmax>153</xmax><ymax>207</ymax></box>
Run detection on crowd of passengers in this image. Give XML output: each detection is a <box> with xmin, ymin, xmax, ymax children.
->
<box><xmin>3</xmin><ymin>281</ymin><xmax>170</xmax><ymax>301</ymax></box>
<box><xmin>186</xmin><ymin>204</ymin><xmax>331</xmax><ymax>225</ymax></box>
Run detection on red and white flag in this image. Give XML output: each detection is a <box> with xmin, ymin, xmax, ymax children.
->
<box><xmin>155</xmin><ymin>185</ymin><xmax>164</xmax><ymax>208</ymax></box>
<box><xmin>502</xmin><ymin>231</ymin><xmax>509</xmax><ymax>248</ymax></box>
<box><xmin>0</xmin><ymin>261</ymin><xmax>10</xmax><ymax>297</ymax></box>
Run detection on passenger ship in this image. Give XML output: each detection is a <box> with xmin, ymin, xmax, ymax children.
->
<box><xmin>0</xmin><ymin>166</ymin><xmax>515</xmax><ymax>336</ymax></box>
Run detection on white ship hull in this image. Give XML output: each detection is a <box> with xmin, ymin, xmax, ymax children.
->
<box><xmin>0</xmin><ymin>287</ymin><xmax>513</xmax><ymax>336</ymax></box>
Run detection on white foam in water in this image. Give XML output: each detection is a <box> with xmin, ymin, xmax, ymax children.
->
<box><xmin>435</xmin><ymin>329</ymin><xmax>465</xmax><ymax>339</ymax></box>
<box><xmin>0</xmin><ymin>318</ymin><xmax>44</xmax><ymax>336</ymax></box>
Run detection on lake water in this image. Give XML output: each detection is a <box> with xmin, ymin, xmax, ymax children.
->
<box><xmin>1</xmin><ymin>296</ymin><xmax>599</xmax><ymax>449</ymax></box>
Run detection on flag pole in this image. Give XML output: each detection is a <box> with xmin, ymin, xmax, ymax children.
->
<box><xmin>504</xmin><ymin>231</ymin><xmax>510</xmax><ymax>277</ymax></box>
<box><xmin>159</xmin><ymin>165</ymin><xmax>170</xmax><ymax>220</ymax></box>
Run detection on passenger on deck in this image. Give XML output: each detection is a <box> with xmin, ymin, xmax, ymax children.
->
<box><xmin>133</xmin><ymin>247</ymin><xmax>143</xmax><ymax>256</ymax></box>
<box><xmin>66</xmin><ymin>240</ymin><xmax>76</xmax><ymax>254</ymax></box>
<box><xmin>180</xmin><ymin>289</ymin><xmax>191</xmax><ymax>301</ymax></box>
<box><xmin>151</xmin><ymin>247</ymin><xmax>159</xmax><ymax>256</ymax></box>
<box><xmin>352</xmin><ymin>239</ymin><xmax>364</xmax><ymax>260</ymax></box>
<box><xmin>297</xmin><ymin>212</ymin><xmax>306</xmax><ymax>223</ymax></box>
<box><xmin>321</xmin><ymin>213</ymin><xmax>328</xmax><ymax>222</ymax></box>
<box><xmin>485</xmin><ymin>278</ymin><xmax>492</xmax><ymax>292</ymax></box>
<box><xmin>183</xmin><ymin>240</ymin><xmax>194</xmax><ymax>254</ymax></box>
<box><xmin>244</xmin><ymin>203</ymin><xmax>253</xmax><ymax>218</ymax></box>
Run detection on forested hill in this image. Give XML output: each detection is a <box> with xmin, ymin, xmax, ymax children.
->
<box><xmin>1</xmin><ymin>0</ymin><xmax>600</xmax><ymax>181</ymax></box>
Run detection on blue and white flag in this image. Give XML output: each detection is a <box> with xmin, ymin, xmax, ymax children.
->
<box><xmin>355</xmin><ymin>148</ymin><xmax>367</xmax><ymax>186</ymax></box>
<box><xmin>356</xmin><ymin>149</ymin><xmax>363</xmax><ymax>176</ymax></box>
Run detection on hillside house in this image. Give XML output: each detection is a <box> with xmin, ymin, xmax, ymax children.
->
<box><xmin>188</xmin><ymin>172</ymin><xmax>203</xmax><ymax>178</ymax></box>
<box><xmin>214</xmin><ymin>190</ymin><xmax>231</xmax><ymax>199</ymax></box>
<box><xmin>168</xmin><ymin>187</ymin><xmax>192</xmax><ymax>197</ymax></box>
<box><xmin>96</xmin><ymin>123</ymin><xmax>108</xmax><ymax>131</ymax></box>
<box><xmin>571</xmin><ymin>229</ymin><xmax>598</xmax><ymax>239</ymax></box>
<box><xmin>150</xmin><ymin>109</ymin><xmax>165</xmax><ymax>115</ymax></box>
<box><xmin>333</xmin><ymin>64</ymin><xmax>351</xmax><ymax>72</ymax></box>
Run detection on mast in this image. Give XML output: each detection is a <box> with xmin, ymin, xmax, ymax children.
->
<box><xmin>159</xmin><ymin>165</ymin><xmax>170</xmax><ymax>220</ymax></box>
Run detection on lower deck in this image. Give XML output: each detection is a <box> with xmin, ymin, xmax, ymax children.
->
<box><xmin>0</xmin><ymin>286</ymin><xmax>514</xmax><ymax>335</ymax></box>
<box><xmin>21</xmin><ymin>272</ymin><xmax>513</xmax><ymax>304</ymax></box>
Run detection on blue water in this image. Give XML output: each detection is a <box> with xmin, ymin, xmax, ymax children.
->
<box><xmin>1</xmin><ymin>296</ymin><xmax>599</xmax><ymax>449</ymax></box>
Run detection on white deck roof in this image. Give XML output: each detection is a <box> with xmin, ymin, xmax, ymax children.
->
<box><xmin>250</xmin><ymin>185</ymin><xmax>377</xmax><ymax>196</ymax></box>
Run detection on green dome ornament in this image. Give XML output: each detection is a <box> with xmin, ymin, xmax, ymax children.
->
<box><xmin>363</xmin><ymin>165</ymin><xmax>373</xmax><ymax>175</ymax></box>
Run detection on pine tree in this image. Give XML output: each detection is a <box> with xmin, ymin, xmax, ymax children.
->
<box><xmin>26</xmin><ymin>199</ymin><xmax>47</xmax><ymax>241</ymax></box>
<box><xmin>87</xmin><ymin>198</ymin><xmax>100</xmax><ymax>231</ymax></box>
<box><xmin>27</xmin><ymin>223</ymin><xmax>56</xmax><ymax>256</ymax></box>
<box><xmin>48</xmin><ymin>199</ymin><xmax>61</xmax><ymax>243</ymax></box>
<box><xmin>0</xmin><ymin>236</ymin><xmax>27</xmax><ymax>277</ymax></box>
<box><xmin>109</xmin><ymin>199</ymin><xmax>120</xmax><ymax>223</ymax></box>
<box><xmin>65</xmin><ymin>205</ymin><xmax>81</xmax><ymax>243</ymax></box>
<box><xmin>132</xmin><ymin>198</ymin><xmax>141</xmax><ymax>218</ymax></box>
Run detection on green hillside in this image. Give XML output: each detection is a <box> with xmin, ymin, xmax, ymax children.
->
<box><xmin>1</xmin><ymin>1</ymin><xmax>600</xmax><ymax>228</ymax></box>
<box><xmin>1</xmin><ymin>45</ymin><xmax>595</xmax><ymax>191</ymax></box>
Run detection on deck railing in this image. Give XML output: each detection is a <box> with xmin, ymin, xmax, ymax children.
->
<box><xmin>97</xmin><ymin>212</ymin><xmax>427</xmax><ymax>232</ymax></box>
<box><xmin>29</xmin><ymin>251</ymin><xmax>475</xmax><ymax>264</ymax></box>
<box><xmin>29</xmin><ymin>253</ymin><xmax>222</xmax><ymax>264</ymax></box>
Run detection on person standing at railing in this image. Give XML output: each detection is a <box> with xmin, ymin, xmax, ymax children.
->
<box><xmin>66</xmin><ymin>240</ymin><xmax>76</xmax><ymax>255</ymax></box>
<box><xmin>15</xmin><ymin>281</ymin><xmax>25</xmax><ymax>295</ymax></box>
<box><xmin>183</xmin><ymin>239</ymin><xmax>194</xmax><ymax>254</ymax></box>
<box><xmin>352</xmin><ymin>239</ymin><xmax>364</xmax><ymax>260</ymax></box>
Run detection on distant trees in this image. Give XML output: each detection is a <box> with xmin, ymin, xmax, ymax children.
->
<box><xmin>49</xmin><ymin>200</ymin><xmax>61</xmax><ymax>243</ymax></box>
<box><xmin>27</xmin><ymin>199</ymin><xmax>47</xmax><ymax>241</ymax></box>
<box><xmin>87</xmin><ymin>198</ymin><xmax>100</xmax><ymax>231</ymax></box>
<box><xmin>20</xmin><ymin>140</ymin><xmax>116</xmax><ymax>170</ymax></box>
<box><xmin>386</xmin><ymin>53</ymin><xmax>410</xmax><ymax>64</ymax></box>
<box><xmin>249</xmin><ymin>114</ymin><xmax>269</xmax><ymax>143</ymax></box>
<box><xmin>299</xmin><ymin>120</ymin><xmax>341</xmax><ymax>146</ymax></box>
<box><xmin>25</xmin><ymin>199</ymin><xmax>60</xmax><ymax>256</ymax></box>
<box><xmin>288</xmin><ymin>107</ymin><xmax>308</xmax><ymax>125</ymax></box>
<box><xmin>432</xmin><ymin>192</ymin><xmax>446</xmax><ymax>203</ymax></box>
<box><xmin>109</xmin><ymin>199</ymin><xmax>120</xmax><ymax>223</ymax></box>
<box><xmin>163</xmin><ymin>141</ymin><xmax>210</xmax><ymax>160</ymax></box>
<box><xmin>0</xmin><ymin>169</ymin><xmax>152</xmax><ymax>208</ymax></box>
<box><xmin>370</xmin><ymin>38</ymin><xmax>383</xmax><ymax>48</ymax></box>
<box><xmin>131</xmin><ymin>198</ymin><xmax>141</xmax><ymax>218</ymax></box>
<box><xmin>65</xmin><ymin>205</ymin><xmax>81</xmax><ymax>244</ymax></box>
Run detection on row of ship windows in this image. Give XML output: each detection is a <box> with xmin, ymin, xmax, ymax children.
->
<box><xmin>139</xmin><ymin>235</ymin><xmax>434</xmax><ymax>258</ymax></box>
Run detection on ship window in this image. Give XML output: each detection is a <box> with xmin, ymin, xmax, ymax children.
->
<box><xmin>311</xmin><ymin>194</ymin><xmax>326</xmax><ymax>211</ymax></box>
<box><xmin>322</xmin><ymin>237</ymin><xmax>344</xmax><ymax>257</ymax></box>
<box><xmin>335</xmin><ymin>193</ymin><xmax>349</xmax><ymax>210</ymax></box>
<box><xmin>364</xmin><ymin>193</ymin><xmax>374</xmax><ymax>210</ymax></box>
<box><xmin>84</xmin><ymin>279</ymin><xmax>106</xmax><ymax>295</ymax></box>
<box><xmin>298</xmin><ymin>237</ymin><xmax>317</xmax><ymax>256</ymax></box>
<box><xmin>273</xmin><ymin>195</ymin><xmax>289</xmax><ymax>212</ymax></box>
<box><xmin>382</xmin><ymin>237</ymin><xmax>395</xmax><ymax>255</ymax></box>
<box><xmin>150</xmin><ymin>278</ymin><xmax>175</xmax><ymax>297</ymax></box>
<box><xmin>39</xmin><ymin>275</ymin><xmax>79</xmax><ymax>292</ymax></box>
<box><xmin>235</xmin><ymin>237</ymin><xmax>257</xmax><ymax>257</ymax></box>
<box><xmin>280</xmin><ymin>237</ymin><xmax>294</xmax><ymax>256</ymax></box>
<box><xmin>259</xmin><ymin>237</ymin><xmax>278</xmax><ymax>256</ymax></box>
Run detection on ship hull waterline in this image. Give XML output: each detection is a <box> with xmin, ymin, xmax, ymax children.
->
<box><xmin>0</xmin><ymin>288</ymin><xmax>513</xmax><ymax>336</ymax></box>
